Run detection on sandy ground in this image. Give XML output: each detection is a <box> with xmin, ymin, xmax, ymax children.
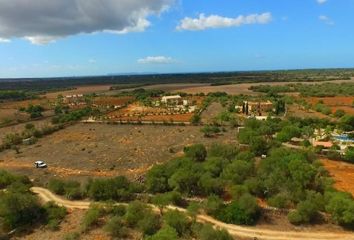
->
<box><xmin>0</xmin><ymin>123</ymin><xmax>237</xmax><ymax>182</ymax></box>
<box><xmin>321</xmin><ymin>159</ymin><xmax>354</xmax><ymax>197</ymax></box>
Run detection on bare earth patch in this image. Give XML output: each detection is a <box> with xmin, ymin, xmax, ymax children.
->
<box><xmin>321</xmin><ymin>158</ymin><xmax>354</xmax><ymax>197</ymax></box>
<box><xmin>0</xmin><ymin>123</ymin><xmax>237</xmax><ymax>182</ymax></box>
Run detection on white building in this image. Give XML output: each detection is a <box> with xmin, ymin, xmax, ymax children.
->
<box><xmin>161</xmin><ymin>95</ymin><xmax>182</xmax><ymax>105</ymax></box>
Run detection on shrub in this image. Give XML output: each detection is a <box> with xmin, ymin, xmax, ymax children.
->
<box><xmin>268</xmin><ymin>193</ymin><xmax>291</xmax><ymax>209</ymax></box>
<box><xmin>344</xmin><ymin>147</ymin><xmax>354</xmax><ymax>163</ymax></box>
<box><xmin>146</xmin><ymin>225</ymin><xmax>178</xmax><ymax>240</ymax></box>
<box><xmin>146</xmin><ymin>165</ymin><xmax>170</xmax><ymax>193</ymax></box>
<box><xmin>125</xmin><ymin>201</ymin><xmax>150</xmax><ymax>227</ymax></box>
<box><xmin>217</xmin><ymin>195</ymin><xmax>260</xmax><ymax>225</ymax></box>
<box><xmin>0</xmin><ymin>170</ymin><xmax>31</xmax><ymax>189</ymax></box>
<box><xmin>48</xmin><ymin>179</ymin><xmax>83</xmax><ymax>200</ymax></box>
<box><xmin>63</xmin><ymin>232</ymin><xmax>80</xmax><ymax>240</ymax></box>
<box><xmin>184</xmin><ymin>144</ymin><xmax>207</xmax><ymax>162</ymax></box>
<box><xmin>81</xmin><ymin>205</ymin><xmax>103</xmax><ymax>232</ymax></box>
<box><xmin>43</xmin><ymin>202</ymin><xmax>67</xmax><ymax>231</ymax></box>
<box><xmin>325</xmin><ymin>191</ymin><xmax>354</xmax><ymax>227</ymax></box>
<box><xmin>0</xmin><ymin>192</ymin><xmax>43</xmax><ymax>230</ymax></box>
<box><xmin>288</xmin><ymin>211</ymin><xmax>303</xmax><ymax>225</ymax></box>
<box><xmin>162</xmin><ymin>210</ymin><xmax>190</xmax><ymax>236</ymax></box>
<box><xmin>204</xmin><ymin>195</ymin><xmax>224</xmax><ymax>216</ymax></box>
<box><xmin>137</xmin><ymin>211</ymin><xmax>161</xmax><ymax>236</ymax></box>
<box><xmin>104</xmin><ymin>216</ymin><xmax>128</xmax><ymax>238</ymax></box>
<box><xmin>196</xmin><ymin>224</ymin><xmax>233</xmax><ymax>240</ymax></box>
<box><xmin>48</xmin><ymin>179</ymin><xmax>65</xmax><ymax>195</ymax></box>
<box><xmin>86</xmin><ymin>176</ymin><xmax>136</xmax><ymax>201</ymax></box>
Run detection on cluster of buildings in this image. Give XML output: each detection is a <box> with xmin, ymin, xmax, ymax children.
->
<box><xmin>235</xmin><ymin>101</ymin><xmax>274</xmax><ymax>118</ymax></box>
<box><xmin>312</xmin><ymin>129</ymin><xmax>354</xmax><ymax>152</ymax></box>
<box><xmin>157</xmin><ymin>95</ymin><xmax>197</xmax><ymax>113</ymax></box>
<box><xmin>63</xmin><ymin>94</ymin><xmax>85</xmax><ymax>106</ymax></box>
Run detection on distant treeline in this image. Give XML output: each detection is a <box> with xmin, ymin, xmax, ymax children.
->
<box><xmin>250</xmin><ymin>82</ymin><xmax>354</xmax><ymax>97</ymax></box>
<box><xmin>0</xmin><ymin>68</ymin><xmax>353</xmax><ymax>92</ymax></box>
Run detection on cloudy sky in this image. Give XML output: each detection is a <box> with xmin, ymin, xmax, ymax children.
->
<box><xmin>0</xmin><ymin>0</ymin><xmax>353</xmax><ymax>78</ymax></box>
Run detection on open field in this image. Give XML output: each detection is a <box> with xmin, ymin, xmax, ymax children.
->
<box><xmin>0</xmin><ymin>123</ymin><xmax>237</xmax><ymax>182</ymax></box>
<box><xmin>287</xmin><ymin>104</ymin><xmax>331</xmax><ymax>119</ymax></box>
<box><xmin>44</xmin><ymin>85</ymin><xmax>112</xmax><ymax>99</ymax></box>
<box><xmin>106</xmin><ymin>83</ymin><xmax>210</xmax><ymax>95</ymax></box>
<box><xmin>304</xmin><ymin>96</ymin><xmax>354</xmax><ymax>115</ymax></box>
<box><xmin>0</xmin><ymin>118</ymin><xmax>53</xmax><ymax>144</ymax></box>
<box><xmin>172</xmin><ymin>78</ymin><xmax>354</xmax><ymax>95</ymax></box>
<box><xmin>321</xmin><ymin>159</ymin><xmax>354</xmax><ymax>197</ymax></box>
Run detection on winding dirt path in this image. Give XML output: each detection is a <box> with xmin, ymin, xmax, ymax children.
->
<box><xmin>31</xmin><ymin>187</ymin><xmax>354</xmax><ymax>240</ymax></box>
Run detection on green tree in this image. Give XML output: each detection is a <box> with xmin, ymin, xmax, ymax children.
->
<box><xmin>104</xmin><ymin>216</ymin><xmax>128</xmax><ymax>238</ymax></box>
<box><xmin>146</xmin><ymin>225</ymin><xmax>178</xmax><ymax>240</ymax></box>
<box><xmin>184</xmin><ymin>144</ymin><xmax>207</xmax><ymax>162</ymax></box>
<box><xmin>344</xmin><ymin>147</ymin><xmax>354</xmax><ymax>163</ymax></box>
<box><xmin>0</xmin><ymin>192</ymin><xmax>43</xmax><ymax>230</ymax></box>
<box><xmin>162</xmin><ymin>210</ymin><xmax>190</xmax><ymax>237</ymax></box>
<box><xmin>196</xmin><ymin>224</ymin><xmax>233</xmax><ymax>240</ymax></box>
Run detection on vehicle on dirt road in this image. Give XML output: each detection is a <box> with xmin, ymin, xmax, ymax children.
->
<box><xmin>34</xmin><ymin>161</ymin><xmax>47</xmax><ymax>168</ymax></box>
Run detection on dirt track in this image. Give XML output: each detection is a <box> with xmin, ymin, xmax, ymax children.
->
<box><xmin>31</xmin><ymin>187</ymin><xmax>354</xmax><ymax>240</ymax></box>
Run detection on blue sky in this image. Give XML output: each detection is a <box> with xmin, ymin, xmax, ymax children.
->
<box><xmin>0</xmin><ymin>0</ymin><xmax>353</xmax><ymax>78</ymax></box>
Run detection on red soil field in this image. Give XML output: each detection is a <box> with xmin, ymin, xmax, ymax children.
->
<box><xmin>321</xmin><ymin>159</ymin><xmax>354</xmax><ymax>197</ymax></box>
<box><xmin>93</xmin><ymin>96</ymin><xmax>134</xmax><ymax>106</ymax></box>
<box><xmin>306</xmin><ymin>96</ymin><xmax>354</xmax><ymax>106</ymax></box>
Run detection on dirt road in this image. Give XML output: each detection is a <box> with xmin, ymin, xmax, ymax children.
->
<box><xmin>31</xmin><ymin>187</ymin><xmax>354</xmax><ymax>240</ymax></box>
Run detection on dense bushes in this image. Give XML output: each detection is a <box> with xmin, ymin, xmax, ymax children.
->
<box><xmin>77</xmin><ymin>199</ymin><xmax>234</xmax><ymax>240</ymax></box>
<box><xmin>48</xmin><ymin>176</ymin><xmax>142</xmax><ymax>202</ymax></box>
<box><xmin>48</xmin><ymin>179</ymin><xmax>83</xmax><ymax>200</ymax></box>
<box><xmin>250</xmin><ymin>83</ymin><xmax>354</xmax><ymax>97</ymax></box>
<box><xmin>86</xmin><ymin>176</ymin><xmax>142</xmax><ymax>201</ymax></box>
<box><xmin>325</xmin><ymin>191</ymin><xmax>354</xmax><ymax>227</ymax></box>
<box><xmin>0</xmin><ymin>171</ymin><xmax>66</xmax><ymax>232</ymax></box>
<box><xmin>52</xmin><ymin>107</ymin><xmax>93</xmax><ymax>124</ymax></box>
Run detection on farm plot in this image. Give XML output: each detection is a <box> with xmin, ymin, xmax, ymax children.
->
<box><xmin>305</xmin><ymin>96</ymin><xmax>354</xmax><ymax>115</ymax></box>
<box><xmin>106</xmin><ymin>103</ymin><xmax>194</xmax><ymax>123</ymax></box>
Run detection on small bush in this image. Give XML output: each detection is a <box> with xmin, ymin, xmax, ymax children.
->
<box><xmin>81</xmin><ymin>206</ymin><xmax>103</xmax><ymax>232</ymax></box>
<box><xmin>44</xmin><ymin>202</ymin><xmax>67</xmax><ymax>231</ymax></box>
<box><xmin>104</xmin><ymin>216</ymin><xmax>128</xmax><ymax>238</ymax></box>
<box><xmin>63</xmin><ymin>232</ymin><xmax>80</xmax><ymax>240</ymax></box>
<box><xmin>162</xmin><ymin>210</ymin><xmax>190</xmax><ymax>237</ymax></box>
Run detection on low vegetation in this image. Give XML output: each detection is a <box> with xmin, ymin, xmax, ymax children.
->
<box><xmin>250</xmin><ymin>82</ymin><xmax>354</xmax><ymax>97</ymax></box>
<box><xmin>0</xmin><ymin>171</ymin><xmax>67</xmax><ymax>233</ymax></box>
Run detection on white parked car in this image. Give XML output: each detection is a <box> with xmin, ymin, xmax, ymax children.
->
<box><xmin>34</xmin><ymin>161</ymin><xmax>47</xmax><ymax>168</ymax></box>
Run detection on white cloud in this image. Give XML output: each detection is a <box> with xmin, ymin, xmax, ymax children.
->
<box><xmin>138</xmin><ymin>56</ymin><xmax>175</xmax><ymax>64</ymax></box>
<box><xmin>88</xmin><ymin>59</ymin><xmax>97</xmax><ymax>64</ymax></box>
<box><xmin>319</xmin><ymin>15</ymin><xmax>334</xmax><ymax>25</ymax></box>
<box><xmin>0</xmin><ymin>0</ymin><xmax>173</xmax><ymax>44</ymax></box>
<box><xmin>317</xmin><ymin>0</ymin><xmax>327</xmax><ymax>4</ymax></box>
<box><xmin>176</xmin><ymin>12</ymin><xmax>272</xmax><ymax>31</ymax></box>
<box><xmin>0</xmin><ymin>38</ymin><xmax>10</xmax><ymax>43</ymax></box>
